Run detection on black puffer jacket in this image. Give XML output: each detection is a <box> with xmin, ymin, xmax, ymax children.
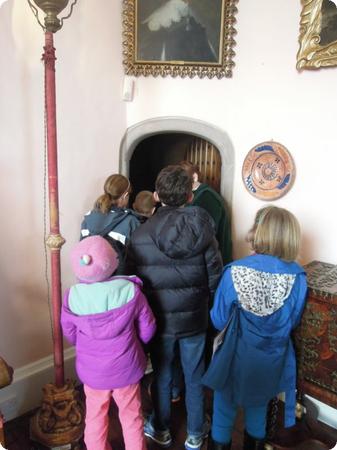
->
<box><xmin>128</xmin><ymin>206</ymin><xmax>223</xmax><ymax>338</ymax></box>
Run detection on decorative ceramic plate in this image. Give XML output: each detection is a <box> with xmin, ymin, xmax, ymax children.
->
<box><xmin>242</xmin><ymin>141</ymin><xmax>296</xmax><ymax>200</ymax></box>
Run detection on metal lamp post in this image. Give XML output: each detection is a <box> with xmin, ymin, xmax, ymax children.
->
<box><xmin>27</xmin><ymin>1</ymin><xmax>84</xmax><ymax>447</ymax></box>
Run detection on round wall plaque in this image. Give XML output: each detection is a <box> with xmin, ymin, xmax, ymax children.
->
<box><xmin>242</xmin><ymin>141</ymin><xmax>296</xmax><ymax>200</ymax></box>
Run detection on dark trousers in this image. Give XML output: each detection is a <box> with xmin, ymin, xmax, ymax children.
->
<box><xmin>150</xmin><ymin>333</ymin><xmax>206</xmax><ymax>437</ymax></box>
<box><xmin>171</xmin><ymin>324</ymin><xmax>216</xmax><ymax>394</ymax></box>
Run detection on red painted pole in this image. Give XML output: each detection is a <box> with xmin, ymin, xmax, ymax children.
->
<box><xmin>42</xmin><ymin>31</ymin><xmax>65</xmax><ymax>388</ymax></box>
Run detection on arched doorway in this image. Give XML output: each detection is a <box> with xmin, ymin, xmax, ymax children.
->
<box><xmin>129</xmin><ymin>133</ymin><xmax>223</xmax><ymax>205</ymax></box>
<box><xmin>119</xmin><ymin>116</ymin><xmax>235</xmax><ymax>210</ymax></box>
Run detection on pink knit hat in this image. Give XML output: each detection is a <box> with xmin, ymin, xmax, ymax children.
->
<box><xmin>70</xmin><ymin>236</ymin><xmax>119</xmax><ymax>282</ymax></box>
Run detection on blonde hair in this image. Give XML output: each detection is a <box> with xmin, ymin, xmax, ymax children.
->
<box><xmin>133</xmin><ymin>191</ymin><xmax>156</xmax><ymax>217</ymax></box>
<box><xmin>247</xmin><ymin>206</ymin><xmax>300</xmax><ymax>262</ymax></box>
<box><xmin>95</xmin><ymin>174</ymin><xmax>131</xmax><ymax>214</ymax></box>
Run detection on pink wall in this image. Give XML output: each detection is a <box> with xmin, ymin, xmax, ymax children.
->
<box><xmin>0</xmin><ymin>0</ymin><xmax>126</xmax><ymax>368</ymax></box>
<box><xmin>0</xmin><ymin>0</ymin><xmax>336</xmax><ymax>373</ymax></box>
<box><xmin>124</xmin><ymin>0</ymin><xmax>337</xmax><ymax>266</ymax></box>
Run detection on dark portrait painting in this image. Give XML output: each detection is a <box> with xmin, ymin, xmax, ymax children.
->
<box><xmin>320</xmin><ymin>0</ymin><xmax>337</xmax><ymax>45</ymax></box>
<box><xmin>123</xmin><ymin>0</ymin><xmax>238</xmax><ymax>78</ymax></box>
<box><xmin>136</xmin><ymin>0</ymin><xmax>224</xmax><ymax>64</ymax></box>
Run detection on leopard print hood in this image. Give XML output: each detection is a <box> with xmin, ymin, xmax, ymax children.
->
<box><xmin>231</xmin><ymin>265</ymin><xmax>296</xmax><ymax>317</ymax></box>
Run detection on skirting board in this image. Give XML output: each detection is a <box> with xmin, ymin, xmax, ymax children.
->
<box><xmin>307</xmin><ymin>395</ymin><xmax>337</xmax><ymax>429</ymax></box>
<box><xmin>0</xmin><ymin>347</ymin><xmax>78</xmax><ymax>422</ymax></box>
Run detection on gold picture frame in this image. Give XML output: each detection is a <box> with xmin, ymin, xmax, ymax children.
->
<box><xmin>122</xmin><ymin>0</ymin><xmax>238</xmax><ymax>79</ymax></box>
<box><xmin>297</xmin><ymin>0</ymin><xmax>337</xmax><ymax>70</ymax></box>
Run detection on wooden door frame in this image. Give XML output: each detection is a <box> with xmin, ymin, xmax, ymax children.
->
<box><xmin>119</xmin><ymin>116</ymin><xmax>234</xmax><ymax>210</ymax></box>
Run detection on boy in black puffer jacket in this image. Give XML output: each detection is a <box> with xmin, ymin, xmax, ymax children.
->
<box><xmin>128</xmin><ymin>165</ymin><xmax>223</xmax><ymax>450</ymax></box>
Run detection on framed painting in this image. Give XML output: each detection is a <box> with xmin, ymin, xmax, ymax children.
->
<box><xmin>297</xmin><ymin>0</ymin><xmax>337</xmax><ymax>70</ymax></box>
<box><xmin>122</xmin><ymin>0</ymin><xmax>238</xmax><ymax>79</ymax></box>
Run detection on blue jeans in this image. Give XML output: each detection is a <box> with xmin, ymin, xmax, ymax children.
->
<box><xmin>212</xmin><ymin>390</ymin><xmax>267</xmax><ymax>444</ymax></box>
<box><xmin>172</xmin><ymin>350</ymin><xmax>183</xmax><ymax>397</ymax></box>
<box><xmin>149</xmin><ymin>333</ymin><xmax>206</xmax><ymax>437</ymax></box>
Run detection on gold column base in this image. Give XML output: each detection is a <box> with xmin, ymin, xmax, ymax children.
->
<box><xmin>0</xmin><ymin>357</ymin><xmax>13</xmax><ymax>389</ymax></box>
<box><xmin>295</xmin><ymin>401</ymin><xmax>306</xmax><ymax>420</ymax></box>
<box><xmin>30</xmin><ymin>380</ymin><xmax>84</xmax><ymax>448</ymax></box>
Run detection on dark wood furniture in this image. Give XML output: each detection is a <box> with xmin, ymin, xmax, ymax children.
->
<box><xmin>296</xmin><ymin>261</ymin><xmax>337</xmax><ymax>409</ymax></box>
<box><xmin>268</xmin><ymin>261</ymin><xmax>337</xmax><ymax>449</ymax></box>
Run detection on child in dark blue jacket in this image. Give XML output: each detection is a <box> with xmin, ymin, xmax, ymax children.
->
<box><xmin>207</xmin><ymin>206</ymin><xmax>307</xmax><ymax>450</ymax></box>
<box><xmin>81</xmin><ymin>174</ymin><xmax>140</xmax><ymax>244</ymax></box>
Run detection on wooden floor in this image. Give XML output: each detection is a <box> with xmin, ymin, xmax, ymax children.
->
<box><xmin>2</xmin><ymin>376</ymin><xmax>337</xmax><ymax>450</ymax></box>
<box><xmin>2</xmin><ymin>375</ymin><xmax>243</xmax><ymax>450</ymax></box>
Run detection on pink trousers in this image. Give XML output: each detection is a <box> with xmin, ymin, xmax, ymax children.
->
<box><xmin>84</xmin><ymin>383</ymin><xmax>146</xmax><ymax>450</ymax></box>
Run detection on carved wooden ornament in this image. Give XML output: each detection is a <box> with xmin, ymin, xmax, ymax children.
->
<box><xmin>242</xmin><ymin>141</ymin><xmax>296</xmax><ymax>200</ymax></box>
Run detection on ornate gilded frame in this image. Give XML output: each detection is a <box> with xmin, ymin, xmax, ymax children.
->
<box><xmin>122</xmin><ymin>0</ymin><xmax>238</xmax><ymax>79</ymax></box>
<box><xmin>297</xmin><ymin>0</ymin><xmax>337</xmax><ymax>70</ymax></box>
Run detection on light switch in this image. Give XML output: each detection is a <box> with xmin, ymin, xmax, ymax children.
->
<box><xmin>122</xmin><ymin>77</ymin><xmax>135</xmax><ymax>102</ymax></box>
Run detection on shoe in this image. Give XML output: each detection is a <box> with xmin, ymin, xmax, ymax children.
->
<box><xmin>171</xmin><ymin>393</ymin><xmax>181</xmax><ymax>403</ymax></box>
<box><xmin>185</xmin><ymin>418</ymin><xmax>211</xmax><ymax>449</ymax></box>
<box><xmin>207</xmin><ymin>436</ymin><xmax>232</xmax><ymax>449</ymax></box>
<box><xmin>144</xmin><ymin>419</ymin><xmax>172</xmax><ymax>448</ymax></box>
<box><xmin>243</xmin><ymin>430</ymin><xmax>266</xmax><ymax>450</ymax></box>
<box><xmin>185</xmin><ymin>435</ymin><xmax>206</xmax><ymax>450</ymax></box>
<box><xmin>171</xmin><ymin>387</ymin><xmax>181</xmax><ymax>403</ymax></box>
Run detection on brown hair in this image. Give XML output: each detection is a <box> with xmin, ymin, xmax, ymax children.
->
<box><xmin>247</xmin><ymin>206</ymin><xmax>301</xmax><ymax>262</ymax></box>
<box><xmin>133</xmin><ymin>191</ymin><xmax>156</xmax><ymax>217</ymax></box>
<box><xmin>156</xmin><ymin>165</ymin><xmax>192</xmax><ymax>207</ymax></box>
<box><xmin>94</xmin><ymin>174</ymin><xmax>131</xmax><ymax>214</ymax></box>
<box><xmin>179</xmin><ymin>160</ymin><xmax>200</xmax><ymax>181</ymax></box>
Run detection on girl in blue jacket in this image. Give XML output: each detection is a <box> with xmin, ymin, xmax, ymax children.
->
<box><xmin>208</xmin><ymin>206</ymin><xmax>307</xmax><ymax>450</ymax></box>
<box><xmin>81</xmin><ymin>174</ymin><xmax>140</xmax><ymax>244</ymax></box>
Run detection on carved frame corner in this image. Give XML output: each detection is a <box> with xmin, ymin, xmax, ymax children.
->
<box><xmin>297</xmin><ymin>0</ymin><xmax>337</xmax><ymax>70</ymax></box>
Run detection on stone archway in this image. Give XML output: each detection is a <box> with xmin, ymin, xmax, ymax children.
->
<box><xmin>119</xmin><ymin>116</ymin><xmax>235</xmax><ymax>209</ymax></box>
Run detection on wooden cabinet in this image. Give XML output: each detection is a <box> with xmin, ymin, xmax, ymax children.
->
<box><xmin>294</xmin><ymin>260</ymin><xmax>337</xmax><ymax>409</ymax></box>
<box><xmin>266</xmin><ymin>262</ymin><xmax>337</xmax><ymax>449</ymax></box>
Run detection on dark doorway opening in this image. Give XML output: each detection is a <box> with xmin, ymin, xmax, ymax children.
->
<box><xmin>129</xmin><ymin>132</ymin><xmax>222</xmax><ymax>204</ymax></box>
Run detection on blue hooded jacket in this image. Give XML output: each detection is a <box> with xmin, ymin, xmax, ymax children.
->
<box><xmin>210</xmin><ymin>253</ymin><xmax>307</xmax><ymax>427</ymax></box>
<box><xmin>80</xmin><ymin>207</ymin><xmax>140</xmax><ymax>244</ymax></box>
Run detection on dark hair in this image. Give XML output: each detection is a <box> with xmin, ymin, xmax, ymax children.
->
<box><xmin>179</xmin><ymin>160</ymin><xmax>201</xmax><ymax>180</ymax></box>
<box><xmin>103</xmin><ymin>235</ymin><xmax>126</xmax><ymax>275</ymax></box>
<box><xmin>155</xmin><ymin>165</ymin><xmax>192</xmax><ymax>207</ymax></box>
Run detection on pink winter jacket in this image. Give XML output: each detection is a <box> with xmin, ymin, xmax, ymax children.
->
<box><xmin>61</xmin><ymin>276</ymin><xmax>156</xmax><ymax>389</ymax></box>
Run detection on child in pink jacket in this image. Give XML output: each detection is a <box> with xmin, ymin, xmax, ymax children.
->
<box><xmin>61</xmin><ymin>236</ymin><xmax>156</xmax><ymax>450</ymax></box>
